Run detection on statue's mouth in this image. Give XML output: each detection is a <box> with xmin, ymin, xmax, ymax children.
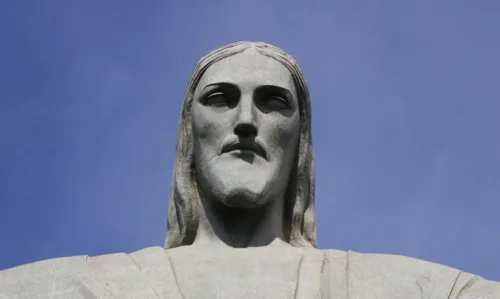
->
<box><xmin>221</xmin><ymin>140</ymin><xmax>267</xmax><ymax>160</ymax></box>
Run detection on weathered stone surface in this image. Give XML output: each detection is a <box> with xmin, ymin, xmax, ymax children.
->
<box><xmin>1</xmin><ymin>41</ymin><xmax>498</xmax><ymax>298</ymax></box>
<box><xmin>1</xmin><ymin>247</ymin><xmax>499</xmax><ymax>298</ymax></box>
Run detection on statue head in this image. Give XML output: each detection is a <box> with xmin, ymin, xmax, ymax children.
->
<box><xmin>165</xmin><ymin>41</ymin><xmax>315</xmax><ymax>248</ymax></box>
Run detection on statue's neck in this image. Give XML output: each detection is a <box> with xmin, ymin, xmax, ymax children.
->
<box><xmin>193</xmin><ymin>196</ymin><xmax>286</xmax><ymax>248</ymax></box>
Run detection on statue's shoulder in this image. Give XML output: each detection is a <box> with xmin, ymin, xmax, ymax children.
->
<box><xmin>0</xmin><ymin>246</ymin><xmax>180</xmax><ymax>298</ymax></box>
<box><xmin>321</xmin><ymin>249</ymin><xmax>500</xmax><ymax>299</ymax></box>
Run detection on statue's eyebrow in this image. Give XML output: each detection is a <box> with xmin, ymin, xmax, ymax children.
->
<box><xmin>257</xmin><ymin>85</ymin><xmax>293</xmax><ymax>97</ymax></box>
<box><xmin>202</xmin><ymin>82</ymin><xmax>291</xmax><ymax>93</ymax></box>
<box><xmin>201</xmin><ymin>82</ymin><xmax>237</xmax><ymax>92</ymax></box>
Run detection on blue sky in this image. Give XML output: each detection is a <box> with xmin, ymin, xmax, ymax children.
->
<box><xmin>1</xmin><ymin>1</ymin><xmax>499</xmax><ymax>281</ymax></box>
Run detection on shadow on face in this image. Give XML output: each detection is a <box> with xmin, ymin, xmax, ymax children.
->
<box><xmin>190</xmin><ymin>48</ymin><xmax>301</xmax><ymax>209</ymax></box>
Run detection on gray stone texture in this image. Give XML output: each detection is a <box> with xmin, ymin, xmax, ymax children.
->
<box><xmin>1</xmin><ymin>247</ymin><xmax>499</xmax><ymax>298</ymax></box>
<box><xmin>1</xmin><ymin>41</ymin><xmax>498</xmax><ymax>298</ymax></box>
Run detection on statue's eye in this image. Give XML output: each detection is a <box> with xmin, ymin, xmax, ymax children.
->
<box><xmin>260</xmin><ymin>95</ymin><xmax>289</xmax><ymax>110</ymax></box>
<box><xmin>205</xmin><ymin>92</ymin><xmax>230</xmax><ymax>107</ymax></box>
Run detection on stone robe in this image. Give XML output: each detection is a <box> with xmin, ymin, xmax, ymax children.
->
<box><xmin>1</xmin><ymin>246</ymin><xmax>499</xmax><ymax>299</ymax></box>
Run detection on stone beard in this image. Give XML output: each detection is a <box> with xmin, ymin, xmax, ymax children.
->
<box><xmin>1</xmin><ymin>41</ymin><xmax>499</xmax><ymax>299</ymax></box>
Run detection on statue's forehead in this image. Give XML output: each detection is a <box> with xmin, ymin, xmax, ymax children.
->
<box><xmin>195</xmin><ymin>49</ymin><xmax>295</xmax><ymax>92</ymax></box>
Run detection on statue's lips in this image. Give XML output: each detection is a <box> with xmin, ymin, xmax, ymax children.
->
<box><xmin>221</xmin><ymin>141</ymin><xmax>267</xmax><ymax>159</ymax></box>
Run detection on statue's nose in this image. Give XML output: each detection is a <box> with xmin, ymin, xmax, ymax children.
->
<box><xmin>233</xmin><ymin>95</ymin><xmax>257</xmax><ymax>137</ymax></box>
<box><xmin>234</xmin><ymin>123</ymin><xmax>257</xmax><ymax>137</ymax></box>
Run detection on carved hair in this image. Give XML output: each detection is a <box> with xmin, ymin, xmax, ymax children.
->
<box><xmin>164</xmin><ymin>41</ymin><xmax>316</xmax><ymax>248</ymax></box>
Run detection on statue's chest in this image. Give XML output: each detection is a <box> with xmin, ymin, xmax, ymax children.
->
<box><xmin>168</xmin><ymin>247</ymin><xmax>323</xmax><ymax>299</ymax></box>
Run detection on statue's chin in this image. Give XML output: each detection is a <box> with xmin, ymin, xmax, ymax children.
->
<box><xmin>219</xmin><ymin>188</ymin><xmax>266</xmax><ymax>209</ymax></box>
<box><xmin>196</xmin><ymin>164</ymin><xmax>277</xmax><ymax>209</ymax></box>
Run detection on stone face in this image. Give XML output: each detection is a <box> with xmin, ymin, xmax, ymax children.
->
<box><xmin>165</xmin><ymin>41</ymin><xmax>316</xmax><ymax>250</ymax></box>
<box><xmin>1</xmin><ymin>41</ymin><xmax>499</xmax><ymax>298</ymax></box>
<box><xmin>192</xmin><ymin>48</ymin><xmax>300</xmax><ymax>211</ymax></box>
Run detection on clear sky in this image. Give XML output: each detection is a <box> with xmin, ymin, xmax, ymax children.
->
<box><xmin>1</xmin><ymin>1</ymin><xmax>499</xmax><ymax>281</ymax></box>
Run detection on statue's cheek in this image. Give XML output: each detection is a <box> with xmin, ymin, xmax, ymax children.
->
<box><xmin>192</xmin><ymin>115</ymin><xmax>218</xmax><ymax>142</ymax></box>
<box><xmin>192</xmin><ymin>106</ymin><xmax>232</xmax><ymax>138</ymax></box>
<box><xmin>272</xmin><ymin>117</ymin><xmax>300</xmax><ymax>147</ymax></box>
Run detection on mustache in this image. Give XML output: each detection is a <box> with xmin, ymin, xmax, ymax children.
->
<box><xmin>220</xmin><ymin>138</ymin><xmax>267</xmax><ymax>160</ymax></box>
